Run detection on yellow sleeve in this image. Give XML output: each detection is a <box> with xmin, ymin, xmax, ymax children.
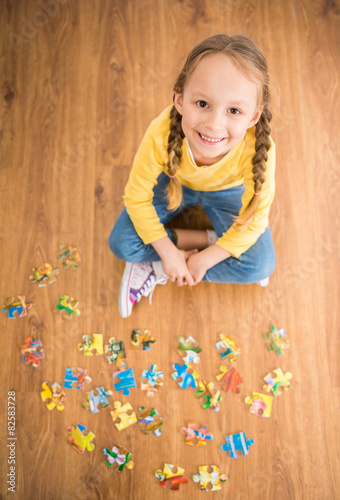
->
<box><xmin>215</xmin><ymin>138</ymin><xmax>276</xmax><ymax>258</ymax></box>
<box><xmin>123</xmin><ymin>123</ymin><xmax>169</xmax><ymax>244</ymax></box>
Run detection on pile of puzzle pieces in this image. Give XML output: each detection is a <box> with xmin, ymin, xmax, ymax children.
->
<box><xmin>3</xmin><ymin>241</ymin><xmax>295</xmax><ymax>489</ymax></box>
<box><xmin>172</xmin><ymin>335</ymin><xmax>223</xmax><ymax>411</ymax></box>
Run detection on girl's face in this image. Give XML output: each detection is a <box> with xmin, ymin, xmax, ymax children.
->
<box><xmin>174</xmin><ymin>53</ymin><xmax>263</xmax><ymax>166</ymax></box>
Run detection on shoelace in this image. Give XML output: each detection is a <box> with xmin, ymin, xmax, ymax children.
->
<box><xmin>135</xmin><ymin>275</ymin><xmax>168</xmax><ymax>305</ymax></box>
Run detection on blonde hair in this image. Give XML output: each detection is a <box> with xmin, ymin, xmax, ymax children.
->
<box><xmin>167</xmin><ymin>34</ymin><xmax>272</xmax><ymax>231</ymax></box>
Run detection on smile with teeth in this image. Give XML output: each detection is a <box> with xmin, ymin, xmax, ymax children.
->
<box><xmin>198</xmin><ymin>132</ymin><xmax>225</xmax><ymax>143</ymax></box>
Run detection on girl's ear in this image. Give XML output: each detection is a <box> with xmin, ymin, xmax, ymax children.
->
<box><xmin>174</xmin><ymin>93</ymin><xmax>183</xmax><ymax>115</ymax></box>
<box><xmin>248</xmin><ymin>106</ymin><xmax>263</xmax><ymax>128</ymax></box>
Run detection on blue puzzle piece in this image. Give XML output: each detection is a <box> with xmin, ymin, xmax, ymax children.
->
<box><xmin>142</xmin><ymin>364</ymin><xmax>163</xmax><ymax>386</ymax></box>
<box><xmin>85</xmin><ymin>387</ymin><xmax>113</xmax><ymax>413</ymax></box>
<box><xmin>172</xmin><ymin>362</ymin><xmax>198</xmax><ymax>390</ymax></box>
<box><xmin>64</xmin><ymin>367</ymin><xmax>92</xmax><ymax>390</ymax></box>
<box><xmin>221</xmin><ymin>432</ymin><xmax>254</xmax><ymax>458</ymax></box>
<box><xmin>112</xmin><ymin>367</ymin><xmax>136</xmax><ymax>396</ymax></box>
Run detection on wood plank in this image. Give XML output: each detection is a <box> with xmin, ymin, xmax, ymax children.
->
<box><xmin>1</xmin><ymin>0</ymin><xmax>340</xmax><ymax>498</ymax></box>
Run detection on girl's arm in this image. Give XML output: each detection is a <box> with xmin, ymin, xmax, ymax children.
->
<box><xmin>151</xmin><ymin>237</ymin><xmax>198</xmax><ymax>286</ymax></box>
<box><xmin>186</xmin><ymin>245</ymin><xmax>231</xmax><ymax>284</ymax></box>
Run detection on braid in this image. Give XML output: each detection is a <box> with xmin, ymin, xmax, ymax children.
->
<box><xmin>167</xmin><ymin>105</ymin><xmax>185</xmax><ymax>210</ymax></box>
<box><xmin>235</xmin><ymin>107</ymin><xmax>272</xmax><ymax>231</ymax></box>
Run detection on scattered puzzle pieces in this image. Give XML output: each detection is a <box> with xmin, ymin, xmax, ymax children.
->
<box><xmin>110</xmin><ymin>401</ymin><xmax>137</xmax><ymax>431</ymax></box>
<box><xmin>244</xmin><ymin>392</ymin><xmax>273</xmax><ymax>417</ymax></box>
<box><xmin>177</xmin><ymin>335</ymin><xmax>202</xmax><ymax>364</ymax></box>
<box><xmin>67</xmin><ymin>424</ymin><xmax>95</xmax><ymax>454</ymax></box>
<box><xmin>265</xmin><ymin>325</ymin><xmax>290</xmax><ymax>356</ymax></box>
<box><xmin>138</xmin><ymin>407</ymin><xmax>163</xmax><ymax>436</ymax></box>
<box><xmin>172</xmin><ymin>362</ymin><xmax>199</xmax><ymax>390</ymax></box>
<box><xmin>141</xmin><ymin>364</ymin><xmax>163</xmax><ymax>397</ymax></box>
<box><xmin>112</xmin><ymin>367</ymin><xmax>136</xmax><ymax>396</ymax></box>
<box><xmin>195</xmin><ymin>381</ymin><xmax>222</xmax><ymax>411</ymax></box>
<box><xmin>105</xmin><ymin>337</ymin><xmax>127</xmax><ymax>369</ymax></box>
<box><xmin>215</xmin><ymin>334</ymin><xmax>241</xmax><ymax>363</ymax></box>
<box><xmin>131</xmin><ymin>329</ymin><xmax>156</xmax><ymax>351</ymax></box>
<box><xmin>58</xmin><ymin>244</ymin><xmax>81</xmax><ymax>269</ymax></box>
<box><xmin>155</xmin><ymin>464</ymin><xmax>189</xmax><ymax>491</ymax></box>
<box><xmin>77</xmin><ymin>333</ymin><xmax>103</xmax><ymax>356</ymax></box>
<box><xmin>41</xmin><ymin>381</ymin><xmax>66</xmax><ymax>411</ymax></box>
<box><xmin>193</xmin><ymin>465</ymin><xmax>228</xmax><ymax>491</ymax></box>
<box><xmin>216</xmin><ymin>365</ymin><xmax>243</xmax><ymax>393</ymax></box>
<box><xmin>64</xmin><ymin>367</ymin><xmax>92</xmax><ymax>390</ymax></box>
<box><xmin>83</xmin><ymin>386</ymin><xmax>113</xmax><ymax>413</ymax></box>
<box><xmin>221</xmin><ymin>432</ymin><xmax>254</xmax><ymax>458</ymax></box>
<box><xmin>2</xmin><ymin>295</ymin><xmax>32</xmax><ymax>318</ymax></box>
<box><xmin>103</xmin><ymin>444</ymin><xmax>134</xmax><ymax>472</ymax></box>
<box><xmin>29</xmin><ymin>263</ymin><xmax>59</xmax><ymax>286</ymax></box>
<box><xmin>263</xmin><ymin>368</ymin><xmax>293</xmax><ymax>396</ymax></box>
<box><xmin>180</xmin><ymin>421</ymin><xmax>213</xmax><ymax>446</ymax></box>
<box><xmin>55</xmin><ymin>295</ymin><xmax>80</xmax><ymax>319</ymax></box>
<box><xmin>21</xmin><ymin>336</ymin><xmax>45</xmax><ymax>367</ymax></box>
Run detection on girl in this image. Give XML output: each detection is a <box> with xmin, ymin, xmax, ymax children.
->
<box><xmin>109</xmin><ymin>34</ymin><xmax>276</xmax><ymax>318</ymax></box>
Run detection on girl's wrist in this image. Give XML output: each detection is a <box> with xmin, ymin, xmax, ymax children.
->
<box><xmin>151</xmin><ymin>235</ymin><xmax>178</xmax><ymax>260</ymax></box>
<box><xmin>198</xmin><ymin>244</ymin><xmax>231</xmax><ymax>269</ymax></box>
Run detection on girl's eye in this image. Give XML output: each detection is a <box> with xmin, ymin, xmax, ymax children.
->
<box><xmin>197</xmin><ymin>100</ymin><xmax>208</xmax><ymax>108</ymax></box>
<box><xmin>229</xmin><ymin>108</ymin><xmax>240</xmax><ymax>115</ymax></box>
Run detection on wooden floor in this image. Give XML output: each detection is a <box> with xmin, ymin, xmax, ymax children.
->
<box><xmin>1</xmin><ymin>1</ymin><xmax>340</xmax><ymax>498</ymax></box>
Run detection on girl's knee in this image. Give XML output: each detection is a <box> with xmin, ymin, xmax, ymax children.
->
<box><xmin>108</xmin><ymin>222</ymin><xmax>150</xmax><ymax>263</ymax></box>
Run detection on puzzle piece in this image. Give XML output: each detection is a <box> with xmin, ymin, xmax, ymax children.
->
<box><xmin>105</xmin><ymin>337</ymin><xmax>127</xmax><ymax>369</ymax></box>
<box><xmin>180</xmin><ymin>421</ymin><xmax>213</xmax><ymax>446</ymax></box>
<box><xmin>112</xmin><ymin>367</ymin><xmax>136</xmax><ymax>396</ymax></box>
<box><xmin>265</xmin><ymin>325</ymin><xmax>290</xmax><ymax>356</ymax></box>
<box><xmin>41</xmin><ymin>381</ymin><xmax>66</xmax><ymax>411</ymax></box>
<box><xmin>138</xmin><ymin>407</ymin><xmax>163</xmax><ymax>436</ymax></box>
<box><xmin>131</xmin><ymin>328</ymin><xmax>156</xmax><ymax>351</ymax></box>
<box><xmin>263</xmin><ymin>368</ymin><xmax>293</xmax><ymax>396</ymax></box>
<box><xmin>21</xmin><ymin>336</ymin><xmax>45</xmax><ymax>367</ymax></box>
<box><xmin>83</xmin><ymin>386</ymin><xmax>113</xmax><ymax>413</ymax></box>
<box><xmin>221</xmin><ymin>432</ymin><xmax>254</xmax><ymax>458</ymax></box>
<box><xmin>216</xmin><ymin>365</ymin><xmax>243</xmax><ymax>393</ymax></box>
<box><xmin>193</xmin><ymin>465</ymin><xmax>228</xmax><ymax>491</ymax></box>
<box><xmin>103</xmin><ymin>444</ymin><xmax>134</xmax><ymax>472</ymax></box>
<box><xmin>195</xmin><ymin>380</ymin><xmax>222</xmax><ymax>411</ymax></box>
<box><xmin>244</xmin><ymin>392</ymin><xmax>273</xmax><ymax>417</ymax></box>
<box><xmin>215</xmin><ymin>334</ymin><xmax>241</xmax><ymax>363</ymax></box>
<box><xmin>2</xmin><ymin>295</ymin><xmax>32</xmax><ymax>318</ymax></box>
<box><xmin>110</xmin><ymin>401</ymin><xmax>137</xmax><ymax>431</ymax></box>
<box><xmin>29</xmin><ymin>263</ymin><xmax>59</xmax><ymax>286</ymax></box>
<box><xmin>177</xmin><ymin>335</ymin><xmax>202</xmax><ymax>364</ymax></box>
<box><xmin>77</xmin><ymin>333</ymin><xmax>103</xmax><ymax>356</ymax></box>
<box><xmin>55</xmin><ymin>295</ymin><xmax>80</xmax><ymax>319</ymax></box>
<box><xmin>67</xmin><ymin>424</ymin><xmax>95</xmax><ymax>454</ymax></box>
<box><xmin>172</xmin><ymin>362</ymin><xmax>199</xmax><ymax>390</ymax></box>
<box><xmin>64</xmin><ymin>367</ymin><xmax>92</xmax><ymax>390</ymax></box>
<box><xmin>155</xmin><ymin>464</ymin><xmax>189</xmax><ymax>491</ymax></box>
<box><xmin>141</xmin><ymin>364</ymin><xmax>163</xmax><ymax>397</ymax></box>
<box><xmin>58</xmin><ymin>244</ymin><xmax>81</xmax><ymax>269</ymax></box>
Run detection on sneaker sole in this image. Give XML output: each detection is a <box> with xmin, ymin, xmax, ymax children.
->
<box><xmin>118</xmin><ymin>262</ymin><xmax>134</xmax><ymax>318</ymax></box>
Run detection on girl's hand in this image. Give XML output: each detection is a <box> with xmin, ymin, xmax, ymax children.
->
<box><xmin>186</xmin><ymin>251</ymin><xmax>209</xmax><ymax>285</ymax></box>
<box><xmin>162</xmin><ymin>249</ymin><xmax>198</xmax><ymax>286</ymax></box>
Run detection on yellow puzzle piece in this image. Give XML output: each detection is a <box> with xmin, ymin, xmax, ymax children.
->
<box><xmin>77</xmin><ymin>333</ymin><xmax>103</xmax><ymax>356</ymax></box>
<box><xmin>41</xmin><ymin>381</ymin><xmax>66</xmax><ymax>411</ymax></box>
<box><xmin>110</xmin><ymin>401</ymin><xmax>137</xmax><ymax>431</ymax></box>
<box><xmin>244</xmin><ymin>392</ymin><xmax>273</xmax><ymax>417</ymax></box>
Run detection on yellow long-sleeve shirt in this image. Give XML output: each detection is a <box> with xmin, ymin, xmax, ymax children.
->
<box><xmin>123</xmin><ymin>105</ymin><xmax>275</xmax><ymax>258</ymax></box>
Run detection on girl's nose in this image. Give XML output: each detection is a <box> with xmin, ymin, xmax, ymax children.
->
<box><xmin>204</xmin><ymin>110</ymin><xmax>226</xmax><ymax>134</ymax></box>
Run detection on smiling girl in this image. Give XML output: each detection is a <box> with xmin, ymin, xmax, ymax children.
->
<box><xmin>109</xmin><ymin>34</ymin><xmax>276</xmax><ymax>318</ymax></box>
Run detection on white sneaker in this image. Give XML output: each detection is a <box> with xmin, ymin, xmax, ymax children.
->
<box><xmin>257</xmin><ymin>277</ymin><xmax>270</xmax><ymax>287</ymax></box>
<box><xmin>118</xmin><ymin>261</ymin><xmax>168</xmax><ymax>318</ymax></box>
